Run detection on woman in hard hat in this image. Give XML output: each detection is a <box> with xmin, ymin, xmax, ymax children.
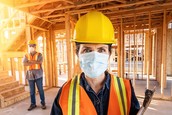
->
<box><xmin>51</xmin><ymin>11</ymin><xmax>140</xmax><ymax>115</ymax></box>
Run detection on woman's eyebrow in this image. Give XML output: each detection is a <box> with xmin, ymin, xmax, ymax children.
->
<box><xmin>82</xmin><ymin>46</ymin><xmax>92</xmax><ymax>49</ymax></box>
<box><xmin>97</xmin><ymin>46</ymin><xmax>108</xmax><ymax>49</ymax></box>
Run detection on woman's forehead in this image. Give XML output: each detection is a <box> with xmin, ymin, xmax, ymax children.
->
<box><xmin>80</xmin><ymin>44</ymin><xmax>108</xmax><ymax>48</ymax></box>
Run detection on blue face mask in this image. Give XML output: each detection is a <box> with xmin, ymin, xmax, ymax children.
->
<box><xmin>79</xmin><ymin>51</ymin><xmax>109</xmax><ymax>78</ymax></box>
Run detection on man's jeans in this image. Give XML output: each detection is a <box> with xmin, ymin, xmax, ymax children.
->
<box><xmin>28</xmin><ymin>77</ymin><xmax>45</xmax><ymax>105</ymax></box>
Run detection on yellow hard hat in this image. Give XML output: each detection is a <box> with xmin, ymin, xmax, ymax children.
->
<box><xmin>73</xmin><ymin>11</ymin><xmax>115</xmax><ymax>44</ymax></box>
<box><xmin>28</xmin><ymin>40</ymin><xmax>36</xmax><ymax>45</ymax></box>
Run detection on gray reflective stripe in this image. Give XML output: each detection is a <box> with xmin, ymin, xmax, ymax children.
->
<box><xmin>116</xmin><ymin>77</ymin><xmax>126</xmax><ymax>115</ymax></box>
<box><xmin>72</xmin><ymin>76</ymin><xmax>78</xmax><ymax>115</ymax></box>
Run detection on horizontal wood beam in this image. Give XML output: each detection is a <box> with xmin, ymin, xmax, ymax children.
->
<box><xmin>31</xmin><ymin>0</ymin><xmax>116</xmax><ymax>14</ymax></box>
<box><xmin>16</xmin><ymin>0</ymin><xmax>74</xmax><ymax>8</ymax></box>
<box><xmin>27</xmin><ymin>24</ymin><xmax>48</xmax><ymax>31</ymax></box>
<box><xmin>113</xmin><ymin>0</ymin><xmax>126</xmax><ymax>4</ymax></box>
<box><xmin>98</xmin><ymin>0</ymin><xmax>160</xmax><ymax>11</ymax></box>
<box><xmin>105</xmin><ymin>2</ymin><xmax>172</xmax><ymax>18</ymax></box>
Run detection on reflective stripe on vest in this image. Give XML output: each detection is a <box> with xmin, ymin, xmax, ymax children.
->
<box><xmin>59</xmin><ymin>74</ymin><xmax>131</xmax><ymax>115</ymax></box>
<box><xmin>68</xmin><ymin>75</ymin><xmax>80</xmax><ymax>115</ymax></box>
<box><xmin>26</xmin><ymin>52</ymin><xmax>41</xmax><ymax>70</ymax></box>
<box><xmin>114</xmin><ymin>77</ymin><xmax>127</xmax><ymax>115</ymax></box>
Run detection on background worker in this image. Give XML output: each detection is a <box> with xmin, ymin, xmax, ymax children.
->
<box><xmin>51</xmin><ymin>11</ymin><xmax>140</xmax><ymax>115</ymax></box>
<box><xmin>23</xmin><ymin>40</ymin><xmax>46</xmax><ymax>111</ymax></box>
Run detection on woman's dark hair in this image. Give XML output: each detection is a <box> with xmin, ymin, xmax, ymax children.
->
<box><xmin>75</xmin><ymin>42</ymin><xmax>112</xmax><ymax>55</ymax></box>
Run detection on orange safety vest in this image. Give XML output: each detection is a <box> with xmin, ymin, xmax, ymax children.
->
<box><xmin>59</xmin><ymin>74</ymin><xmax>131</xmax><ymax>115</ymax></box>
<box><xmin>26</xmin><ymin>52</ymin><xmax>41</xmax><ymax>70</ymax></box>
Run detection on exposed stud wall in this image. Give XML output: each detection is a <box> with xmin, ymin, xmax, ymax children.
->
<box><xmin>156</xmin><ymin>28</ymin><xmax>163</xmax><ymax>82</ymax></box>
<box><xmin>166</xmin><ymin>29</ymin><xmax>172</xmax><ymax>75</ymax></box>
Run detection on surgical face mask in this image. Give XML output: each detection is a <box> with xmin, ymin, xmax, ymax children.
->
<box><xmin>79</xmin><ymin>51</ymin><xmax>109</xmax><ymax>78</ymax></box>
<box><xmin>29</xmin><ymin>47</ymin><xmax>35</xmax><ymax>53</ymax></box>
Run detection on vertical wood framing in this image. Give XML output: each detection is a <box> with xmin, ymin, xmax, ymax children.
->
<box><xmin>161</xmin><ymin>9</ymin><xmax>167</xmax><ymax>89</ymax></box>
<box><xmin>133</xmin><ymin>15</ymin><xmax>136</xmax><ymax>88</ymax></box>
<box><xmin>152</xmin><ymin>32</ymin><xmax>155</xmax><ymax>78</ymax></box>
<box><xmin>18</xmin><ymin>58</ymin><xmax>23</xmax><ymax>84</ymax></box>
<box><xmin>156</xmin><ymin>28</ymin><xmax>162</xmax><ymax>82</ymax></box>
<box><xmin>43</xmin><ymin>32</ymin><xmax>49</xmax><ymax>86</ymax></box>
<box><xmin>65</xmin><ymin>13</ymin><xmax>72</xmax><ymax>79</ymax></box>
<box><xmin>136</xmin><ymin>32</ymin><xmax>138</xmax><ymax>79</ymax></box>
<box><xmin>147</xmin><ymin>61</ymin><xmax>150</xmax><ymax>89</ymax></box>
<box><xmin>154</xmin><ymin>31</ymin><xmax>157</xmax><ymax>80</ymax></box>
<box><xmin>45</xmin><ymin>30</ymin><xmax>52</xmax><ymax>86</ymax></box>
<box><xmin>51</xmin><ymin>29</ymin><xmax>58</xmax><ymax>86</ymax></box>
<box><xmin>10</xmin><ymin>58</ymin><xmax>16</xmax><ymax>80</ymax></box>
<box><xmin>142</xmin><ymin>29</ymin><xmax>144</xmax><ymax>79</ymax></box>
<box><xmin>121</xmin><ymin>18</ymin><xmax>124</xmax><ymax>78</ymax></box>
<box><xmin>128</xmin><ymin>31</ymin><xmax>131</xmax><ymax>79</ymax></box>
<box><xmin>117</xmin><ymin>26</ymin><xmax>121</xmax><ymax>77</ymax></box>
<box><xmin>161</xmin><ymin>64</ymin><xmax>164</xmax><ymax>96</ymax></box>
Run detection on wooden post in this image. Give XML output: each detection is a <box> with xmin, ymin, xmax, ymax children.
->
<box><xmin>18</xmin><ymin>58</ymin><xmax>23</xmax><ymax>84</ymax></box>
<box><xmin>52</xmin><ymin>30</ymin><xmax>58</xmax><ymax>86</ymax></box>
<box><xmin>10</xmin><ymin>58</ymin><xmax>16</xmax><ymax>80</ymax></box>
<box><xmin>154</xmin><ymin>31</ymin><xmax>157</xmax><ymax>80</ymax></box>
<box><xmin>117</xmin><ymin>26</ymin><xmax>121</xmax><ymax>77</ymax></box>
<box><xmin>152</xmin><ymin>32</ymin><xmax>155</xmax><ymax>78</ymax></box>
<box><xmin>161</xmin><ymin>64</ymin><xmax>164</xmax><ymax>97</ymax></box>
<box><xmin>43</xmin><ymin>32</ymin><xmax>49</xmax><ymax>86</ymax></box>
<box><xmin>156</xmin><ymin>28</ymin><xmax>163</xmax><ymax>82</ymax></box>
<box><xmin>128</xmin><ymin>31</ymin><xmax>131</xmax><ymax>79</ymax></box>
<box><xmin>45</xmin><ymin>30</ymin><xmax>52</xmax><ymax>87</ymax></box>
<box><xmin>147</xmin><ymin>61</ymin><xmax>150</xmax><ymax>89</ymax></box>
<box><xmin>133</xmin><ymin>15</ymin><xmax>136</xmax><ymax>88</ymax></box>
<box><xmin>121</xmin><ymin>18</ymin><xmax>124</xmax><ymax>78</ymax></box>
<box><xmin>149</xmin><ymin>12</ymin><xmax>152</xmax><ymax>76</ymax></box>
<box><xmin>161</xmin><ymin>9</ymin><xmax>167</xmax><ymax>88</ymax></box>
<box><xmin>136</xmin><ymin>32</ymin><xmax>138</xmax><ymax>79</ymax></box>
<box><xmin>71</xmin><ymin>21</ymin><xmax>76</xmax><ymax>76</ymax></box>
<box><xmin>65</xmin><ymin>13</ymin><xmax>72</xmax><ymax>80</ymax></box>
<box><xmin>142</xmin><ymin>29</ymin><xmax>144</xmax><ymax>79</ymax></box>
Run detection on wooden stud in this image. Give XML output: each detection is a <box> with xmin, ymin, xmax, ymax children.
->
<box><xmin>161</xmin><ymin>9</ymin><xmax>167</xmax><ymax>88</ymax></box>
<box><xmin>154</xmin><ymin>31</ymin><xmax>157</xmax><ymax>80</ymax></box>
<box><xmin>161</xmin><ymin>64</ymin><xmax>164</xmax><ymax>97</ymax></box>
<box><xmin>129</xmin><ymin>31</ymin><xmax>131</xmax><ymax>79</ymax></box>
<box><xmin>45</xmin><ymin>30</ymin><xmax>52</xmax><ymax>86</ymax></box>
<box><xmin>52</xmin><ymin>29</ymin><xmax>58</xmax><ymax>86</ymax></box>
<box><xmin>65</xmin><ymin>13</ymin><xmax>72</xmax><ymax>79</ymax></box>
<box><xmin>127</xmin><ymin>32</ymin><xmax>130</xmax><ymax>78</ymax></box>
<box><xmin>133</xmin><ymin>15</ymin><xmax>136</xmax><ymax>88</ymax></box>
<box><xmin>121</xmin><ymin>18</ymin><xmax>124</xmax><ymax>78</ymax></box>
<box><xmin>147</xmin><ymin>61</ymin><xmax>150</xmax><ymax>89</ymax></box>
<box><xmin>10</xmin><ymin>58</ymin><xmax>16</xmax><ymax>80</ymax></box>
<box><xmin>136</xmin><ymin>32</ymin><xmax>138</xmax><ymax>79</ymax></box>
<box><xmin>141</xmin><ymin>29</ymin><xmax>144</xmax><ymax>79</ymax></box>
<box><xmin>152</xmin><ymin>32</ymin><xmax>155</xmax><ymax>78</ymax></box>
<box><xmin>18</xmin><ymin>58</ymin><xmax>23</xmax><ymax>84</ymax></box>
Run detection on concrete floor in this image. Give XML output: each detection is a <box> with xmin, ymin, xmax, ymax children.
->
<box><xmin>1</xmin><ymin>77</ymin><xmax>172</xmax><ymax>115</ymax></box>
<box><xmin>0</xmin><ymin>88</ymin><xmax>59</xmax><ymax>115</ymax></box>
<box><xmin>0</xmin><ymin>88</ymin><xmax>172</xmax><ymax>115</ymax></box>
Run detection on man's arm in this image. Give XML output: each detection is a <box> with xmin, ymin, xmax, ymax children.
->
<box><xmin>22</xmin><ymin>53</ymin><xmax>43</xmax><ymax>66</ymax></box>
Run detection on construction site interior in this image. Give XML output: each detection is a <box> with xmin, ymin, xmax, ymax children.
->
<box><xmin>0</xmin><ymin>0</ymin><xmax>172</xmax><ymax>115</ymax></box>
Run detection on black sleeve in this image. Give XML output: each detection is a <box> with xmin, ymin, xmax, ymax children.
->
<box><xmin>50</xmin><ymin>87</ymin><xmax>63</xmax><ymax>115</ymax></box>
<box><xmin>129</xmin><ymin>81</ymin><xmax>140</xmax><ymax>115</ymax></box>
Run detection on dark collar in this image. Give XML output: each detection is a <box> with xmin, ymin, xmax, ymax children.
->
<box><xmin>80</xmin><ymin>71</ymin><xmax>111</xmax><ymax>92</ymax></box>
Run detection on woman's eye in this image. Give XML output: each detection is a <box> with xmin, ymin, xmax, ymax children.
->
<box><xmin>98</xmin><ymin>48</ymin><xmax>106</xmax><ymax>53</ymax></box>
<box><xmin>83</xmin><ymin>49</ymin><xmax>92</xmax><ymax>53</ymax></box>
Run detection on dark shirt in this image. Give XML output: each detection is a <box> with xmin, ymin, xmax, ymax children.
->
<box><xmin>50</xmin><ymin>72</ymin><xmax>140</xmax><ymax>115</ymax></box>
